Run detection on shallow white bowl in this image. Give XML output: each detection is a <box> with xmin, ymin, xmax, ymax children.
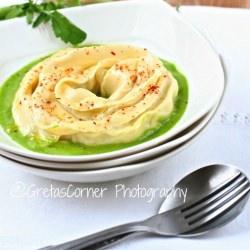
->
<box><xmin>0</xmin><ymin>103</ymin><xmax>217</xmax><ymax>170</ymax></box>
<box><xmin>1</xmin><ymin>112</ymin><xmax>213</xmax><ymax>183</ymax></box>
<box><xmin>0</xmin><ymin>0</ymin><xmax>224</xmax><ymax>162</ymax></box>
<box><xmin>0</xmin><ymin>99</ymin><xmax>220</xmax><ymax>183</ymax></box>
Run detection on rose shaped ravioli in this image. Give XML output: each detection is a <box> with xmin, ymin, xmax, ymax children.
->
<box><xmin>12</xmin><ymin>45</ymin><xmax>178</xmax><ymax>145</ymax></box>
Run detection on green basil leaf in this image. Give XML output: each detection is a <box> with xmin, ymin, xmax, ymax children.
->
<box><xmin>26</xmin><ymin>10</ymin><xmax>34</xmax><ymax>24</ymax></box>
<box><xmin>32</xmin><ymin>12</ymin><xmax>49</xmax><ymax>28</ymax></box>
<box><xmin>5</xmin><ymin>6</ymin><xmax>24</xmax><ymax>19</ymax></box>
<box><xmin>50</xmin><ymin>11</ymin><xmax>87</xmax><ymax>45</ymax></box>
<box><xmin>0</xmin><ymin>6</ymin><xmax>14</xmax><ymax>20</ymax></box>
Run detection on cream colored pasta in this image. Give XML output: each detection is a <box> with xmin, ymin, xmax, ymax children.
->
<box><xmin>12</xmin><ymin>45</ymin><xmax>178</xmax><ymax>145</ymax></box>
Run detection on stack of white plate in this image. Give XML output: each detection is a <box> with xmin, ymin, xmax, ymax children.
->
<box><xmin>0</xmin><ymin>0</ymin><xmax>225</xmax><ymax>182</ymax></box>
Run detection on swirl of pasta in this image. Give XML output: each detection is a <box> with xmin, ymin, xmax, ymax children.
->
<box><xmin>12</xmin><ymin>45</ymin><xmax>178</xmax><ymax>145</ymax></box>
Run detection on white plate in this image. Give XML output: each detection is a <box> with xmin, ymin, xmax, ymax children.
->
<box><xmin>0</xmin><ymin>103</ymin><xmax>217</xmax><ymax>170</ymax></box>
<box><xmin>0</xmin><ymin>99</ymin><xmax>220</xmax><ymax>182</ymax></box>
<box><xmin>0</xmin><ymin>0</ymin><xmax>224</xmax><ymax>162</ymax></box>
<box><xmin>0</xmin><ymin>113</ymin><xmax>212</xmax><ymax>183</ymax></box>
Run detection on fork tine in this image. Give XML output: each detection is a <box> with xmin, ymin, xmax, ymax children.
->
<box><xmin>185</xmin><ymin>181</ymin><xmax>250</xmax><ymax>228</ymax></box>
<box><xmin>181</xmin><ymin>172</ymin><xmax>242</xmax><ymax>214</ymax></box>
<box><xmin>181</xmin><ymin>173</ymin><xmax>247</xmax><ymax>218</ymax></box>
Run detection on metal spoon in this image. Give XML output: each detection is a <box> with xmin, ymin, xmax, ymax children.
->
<box><xmin>39</xmin><ymin>164</ymin><xmax>250</xmax><ymax>250</ymax></box>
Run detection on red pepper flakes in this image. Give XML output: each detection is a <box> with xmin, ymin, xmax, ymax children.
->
<box><xmin>110</xmin><ymin>51</ymin><xmax>116</xmax><ymax>56</ymax></box>
<box><xmin>138</xmin><ymin>71</ymin><xmax>144</xmax><ymax>77</ymax></box>
<box><xmin>148</xmin><ymin>84</ymin><xmax>159</xmax><ymax>94</ymax></box>
<box><xmin>79</xmin><ymin>103</ymin><xmax>83</xmax><ymax>106</ymax></box>
<box><xmin>130</xmin><ymin>75</ymin><xmax>137</xmax><ymax>82</ymax></box>
<box><xmin>93</xmin><ymin>121</ymin><xmax>97</xmax><ymax>125</ymax></box>
<box><xmin>46</xmin><ymin>101</ymin><xmax>51</xmax><ymax>104</ymax></box>
<box><xmin>65</xmin><ymin>68</ymin><xmax>73</xmax><ymax>73</ymax></box>
<box><xmin>125</xmin><ymin>64</ymin><xmax>129</xmax><ymax>70</ymax></box>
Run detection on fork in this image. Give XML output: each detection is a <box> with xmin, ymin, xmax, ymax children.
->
<box><xmin>39</xmin><ymin>169</ymin><xmax>250</xmax><ymax>250</ymax></box>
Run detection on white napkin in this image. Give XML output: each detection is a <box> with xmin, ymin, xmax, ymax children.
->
<box><xmin>0</xmin><ymin>6</ymin><xmax>250</xmax><ymax>250</ymax></box>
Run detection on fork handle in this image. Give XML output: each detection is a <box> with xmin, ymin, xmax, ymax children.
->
<box><xmin>40</xmin><ymin>222</ymin><xmax>147</xmax><ymax>250</ymax></box>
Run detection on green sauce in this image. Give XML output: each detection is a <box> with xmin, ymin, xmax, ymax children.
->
<box><xmin>0</xmin><ymin>55</ymin><xmax>188</xmax><ymax>155</ymax></box>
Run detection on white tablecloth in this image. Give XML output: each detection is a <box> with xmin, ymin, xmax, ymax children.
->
<box><xmin>0</xmin><ymin>4</ymin><xmax>250</xmax><ymax>250</ymax></box>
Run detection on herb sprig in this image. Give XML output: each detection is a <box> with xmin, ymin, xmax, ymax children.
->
<box><xmin>0</xmin><ymin>0</ymin><xmax>88</xmax><ymax>45</ymax></box>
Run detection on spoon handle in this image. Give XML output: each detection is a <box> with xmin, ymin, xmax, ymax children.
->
<box><xmin>41</xmin><ymin>222</ymin><xmax>147</xmax><ymax>250</ymax></box>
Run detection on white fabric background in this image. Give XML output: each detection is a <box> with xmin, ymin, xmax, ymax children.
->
<box><xmin>0</xmin><ymin>4</ymin><xmax>250</xmax><ymax>250</ymax></box>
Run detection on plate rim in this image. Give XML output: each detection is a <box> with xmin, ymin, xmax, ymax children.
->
<box><xmin>0</xmin><ymin>0</ymin><xmax>224</xmax><ymax>161</ymax></box>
